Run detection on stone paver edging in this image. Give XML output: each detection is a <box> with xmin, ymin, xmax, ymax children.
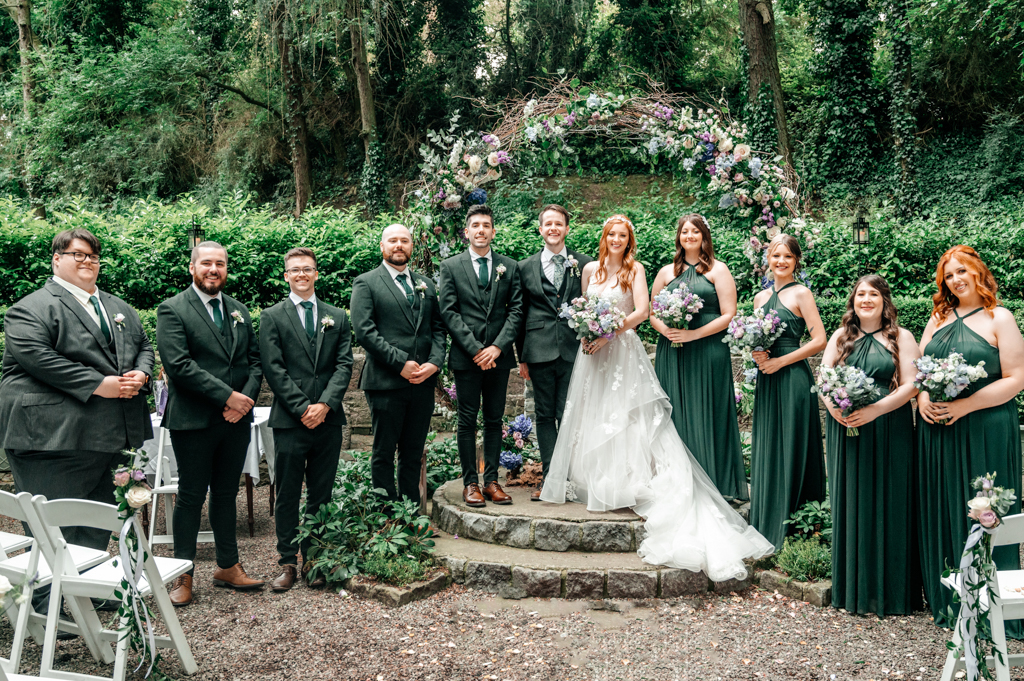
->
<box><xmin>756</xmin><ymin>569</ymin><xmax>832</xmax><ymax>607</ymax></box>
<box><xmin>344</xmin><ymin>569</ymin><xmax>451</xmax><ymax>607</ymax></box>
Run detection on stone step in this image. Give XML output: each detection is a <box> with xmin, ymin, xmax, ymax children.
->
<box><xmin>432</xmin><ymin>531</ymin><xmax>753</xmax><ymax>600</ymax></box>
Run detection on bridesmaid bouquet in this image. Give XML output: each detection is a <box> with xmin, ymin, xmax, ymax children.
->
<box><xmin>652</xmin><ymin>284</ymin><xmax>704</xmax><ymax>347</ymax></box>
<box><xmin>814</xmin><ymin>365</ymin><xmax>883</xmax><ymax>436</ymax></box>
<box><xmin>913</xmin><ymin>352</ymin><xmax>988</xmax><ymax>424</ymax></box>
<box><xmin>559</xmin><ymin>292</ymin><xmax>628</xmax><ymax>354</ymax></box>
<box><xmin>722</xmin><ymin>308</ymin><xmax>787</xmax><ymax>358</ymax></box>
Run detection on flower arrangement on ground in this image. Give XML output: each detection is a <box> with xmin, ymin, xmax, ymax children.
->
<box><xmin>913</xmin><ymin>352</ymin><xmax>988</xmax><ymax>424</ymax></box>
<box><xmin>651</xmin><ymin>284</ymin><xmax>704</xmax><ymax>347</ymax></box>
<box><xmin>814</xmin><ymin>364</ymin><xmax>883</xmax><ymax>436</ymax></box>
<box><xmin>499</xmin><ymin>414</ymin><xmax>535</xmax><ymax>478</ymax></box>
<box><xmin>559</xmin><ymin>292</ymin><xmax>628</xmax><ymax>354</ymax></box>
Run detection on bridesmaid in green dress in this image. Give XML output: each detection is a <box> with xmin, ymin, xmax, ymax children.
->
<box><xmin>917</xmin><ymin>245</ymin><xmax>1024</xmax><ymax>632</ymax></box>
<box><xmin>819</xmin><ymin>275</ymin><xmax>923</xmax><ymax>616</ymax></box>
<box><xmin>750</xmin><ymin>234</ymin><xmax>828</xmax><ymax>550</ymax></box>
<box><xmin>650</xmin><ymin>214</ymin><xmax>747</xmax><ymax>501</ymax></box>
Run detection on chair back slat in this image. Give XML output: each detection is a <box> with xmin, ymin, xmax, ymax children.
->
<box><xmin>32</xmin><ymin>499</ymin><xmax>123</xmax><ymax>536</ymax></box>
<box><xmin>992</xmin><ymin>513</ymin><xmax>1024</xmax><ymax>548</ymax></box>
<box><xmin>0</xmin><ymin>491</ymin><xmax>29</xmax><ymax>525</ymax></box>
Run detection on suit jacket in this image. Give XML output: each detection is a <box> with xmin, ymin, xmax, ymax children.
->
<box><xmin>259</xmin><ymin>297</ymin><xmax>353</xmax><ymax>429</ymax></box>
<box><xmin>156</xmin><ymin>287</ymin><xmax>262</xmax><ymax>430</ymax></box>
<box><xmin>515</xmin><ymin>249</ymin><xmax>595</xmax><ymax>364</ymax></box>
<box><xmin>0</xmin><ymin>279</ymin><xmax>155</xmax><ymax>451</ymax></box>
<box><xmin>438</xmin><ymin>250</ymin><xmax>523</xmax><ymax>372</ymax></box>
<box><xmin>350</xmin><ymin>264</ymin><xmax>446</xmax><ymax>392</ymax></box>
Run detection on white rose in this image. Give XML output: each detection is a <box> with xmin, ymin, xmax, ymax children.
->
<box><xmin>733</xmin><ymin>144</ymin><xmax>751</xmax><ymax>161</ymax></box>
<box><xmin>777</xmin><ymin>217</ymin><xmax>789</xmax><ymax>228</ymax></box>
<box><xmin>780</xmin><ymin>187</ymin><xmax>796</xmax><ymax>200</ymax></box>
<box><xmin>126</xmin><ymin>486</ymin><xmax>152</xmax><ymax>509</ymax></box>
<box><xmin>487</xmin><ymin>152</ymin><xmax>500</xmax><ymax>167</ymax></box>
<box><xmin>968</xmin><ymin>496</ymin><xmax>992</xmax><ymax>511</ymax></box>
<box><xmin>718</xmin><ymin>138</ymin><xmax>734</xmax><ymax>154</ymax></box>
<box><xmin>467</xmin><ymin>155</ymin><xmax>482</xmax><ymax>174</ymax></box>
<box><xmin>0</xmin><ymin>575</ymin><xmax>11</xmax><ymax>599</ymax></box>
<box><xmin>767</xmin><ymin>226</ymin><xmax>781</xmax><ymax>239</ymax></box>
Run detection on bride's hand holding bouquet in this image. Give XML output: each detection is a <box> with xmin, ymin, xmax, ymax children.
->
<box><xmin>559</xmin><ymin>291</ymin><xmax>628</xmax><ymax>355</ymax></box>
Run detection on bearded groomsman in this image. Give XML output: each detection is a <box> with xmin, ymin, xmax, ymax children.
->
<box><xmin>350</xmin><ymin>224</ymin><xmax>446</xmax><ymax>506</ymax></box>
<box><xmin>157</xmin><ymin>241</ymin><xmax>264</xmax><ymax>607</ymax></box>
<box><xmin>515</xmin><ymin>205</ymin><xmax>594</xmax><ymax>501</ymax></box>
<box><xmin>439</xmin><ymin>205</ymin><xmax>523</xmax><ymax>507</ymax></box>
<box><xmin>0</xmin><ymin>228</ymin><xmax>153</xmax><ymax>551</ymax></box>
<box><xmin>260</xmin><ymin>248</ymin><xmax>353</xmax><ymax>591</ymax></box>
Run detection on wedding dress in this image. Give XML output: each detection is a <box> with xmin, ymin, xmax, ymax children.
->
<box><xmin>539</xmin><ymin>274</ymin><xmax>774</xmax><ymax>581</ymax></box>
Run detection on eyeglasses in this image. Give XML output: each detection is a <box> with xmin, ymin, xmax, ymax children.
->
<box><xmin>286</xmin><ymin>267</ymin><xmax>317</xmax><ymax>276</ymax></box>
<box><xmin>60</xmin><ymin>251</ymin><xmax>100</xmax><ymax>264</ymax></box>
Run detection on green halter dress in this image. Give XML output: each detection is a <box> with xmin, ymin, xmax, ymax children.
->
<box><xmin>826</xmin><ymin>329</ymin><xmax>922</xmax><ymax>616</ymax></box>
<box><xmin>654</xmin><ymin>262</ymin><xmax>747</xmax><ymax>501</ymax></box>
<box><xmin>749</xmin><ymin>282</ymin><xmax>827</xmax><ymax>550</ymax></box>
<box><xmin>918</xmin><ymin>307</ymin><xmax>1022</xmax><ymax>634</ymax></box>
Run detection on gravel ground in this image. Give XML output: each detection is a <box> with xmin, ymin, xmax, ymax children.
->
<box><xmin>2</xmin><ymin>483</ymin><xmax>1022</xmax><ymax>681</ymax></box>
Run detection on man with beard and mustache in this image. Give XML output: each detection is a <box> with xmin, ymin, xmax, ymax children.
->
<box><xmin>157</xmin><ymin>241</ymin><xmax>265</xmax><ymax>606</ymax></box>
<box><xmin>350</xmin><ymin>224</ymin><xmax>446</xmax><ymax>506</ymax></box>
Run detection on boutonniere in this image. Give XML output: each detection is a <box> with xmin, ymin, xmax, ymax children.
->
<box><xmin>414</xmin><ymin>281</ymin><xmax>429</xmax><ymax>298</ymax></box>
<box><xmin>113</xmin><ymin>313</ymin><xmax>126</xmax><ymax>331</ymax></box>
<box><xmin>320</xmin><ymin>315</ymin><xmax>334</xmax><ymax>333</ymax></box>
<box><xmin>230</xmin><ymin>310</ymin><xmax>244</xmax><ymax>327</ymax></box>
<box><xmin>565</xmin><ymin>255</ymin><xmax>581</xmax><ymax>278</ymax></box>
<box><xmin>495</xmin><ymin>263</ymin><xmax>507</xmax><ymax>281</ymax></box>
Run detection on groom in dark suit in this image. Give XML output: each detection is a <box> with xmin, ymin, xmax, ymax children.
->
<box><xmin>260</xmin><ymin>247</ymin><xmax>353</xmax><ymax>591</ymax></box>
<box><xmin>0</xmin><ymin>228</ymin><xmax>153</xmax><ymax>551</ymax></box>
<box><xmin>438</xmin><ymin>205</ymin><xmax>523</xmax><ymax>508</ymax></box>
<box><xmin>350</xmin><ymin>224</ymin><xmax>446</xmax><ymax>506</ymax></box>
<box><xmin>157</xmin><ymin>241</ymin><xmax>265</xmax><ymax>606</ymax></box>
<box><xmin>515</xmin><ymin>205</ymin><xmax>594</xmax><ymax>500</ymax></box>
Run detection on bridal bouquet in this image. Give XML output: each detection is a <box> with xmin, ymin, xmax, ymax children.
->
<box><xmin>652</xmin><ymin>284</ymin><xmax>704</xmax><ymax>347</ymax></box>
<box><xmin>913</xmin><ymin>352</ymin><xmax>987</xmax><ymax>424</ymax></box>
<box><xmin>722</xmin><ymin>308</ymin><xmax>787</xmax><ymax>358</ymax></box>
<box><xmin>814</xmin><ymin>364</ymin><xmax>884</xmax><ymax>436</ymax></box>
<box><xmin>559</xmin><ymin>292</ymin><xmax>627</xmax><ymax>354</ymax></box>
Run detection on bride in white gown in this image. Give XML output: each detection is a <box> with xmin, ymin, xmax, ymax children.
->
<box><xmin>539</xmin><ymin>215</ymin><xmax>774</xmax><ymax>582</ymax></box>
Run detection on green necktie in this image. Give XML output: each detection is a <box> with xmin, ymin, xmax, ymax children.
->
<box><xmin>209</xmin><ymin>298</ymin><xmax>224</xmax><ymax>329</ymax></box>
<box><xmin>477</xmin><ymin>257</ymin><xmax>489</xmax><ymax>288</ymax></box>
<box><xmin>397</xmin><ymin>272</ymin><xmax>415</xmax><ymax>304</ymax></box>
<box><xmin>300</xmin><ymin>300</ymin><xmax>315</xmax><ymax>339</ymax></box>
<box><xmin>89</xmin><ymin>295</ymin><xmax>111</xmax><ymax>343</ymax></box>
<box><xmin>550</xmin><ymin>254</ymin><xmax>566</xmax><ymax>290</ymax></box>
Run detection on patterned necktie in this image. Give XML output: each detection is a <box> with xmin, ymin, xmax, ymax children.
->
<box><xmin>89</xmin><ymin>295</ymin><xmax>112</xmax><ymax>343</ymax></box>
<box><xmin>550</xmin><ymin>254</ymin><xmax>566</xmax><ymax>290</ymax></box>
<box><xmin>477</xmin><ymin>257</ymin><xmax>489</xmax><ymax>288</ymax></box>
<box><xmin>300</xmin><ymin>301</ymin><xmax>315</xmax><ymax>339</ymax></box>
<box><xmin>397</xmin><ymin>272</ymin><xmax>415</xmax><ymax>304</ymax></box>
<box><xmin>209</xmin><ymin>298</ymin><xmax>224</xmax><ymax>329</ymax></box>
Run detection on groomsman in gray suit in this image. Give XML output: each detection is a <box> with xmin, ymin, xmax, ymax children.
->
<box><xmin>157</xmin><ymin>241</ymin><xmax>264</xmax><ymax>606</ymax></box>
<box><xmin>515</xmin><ymin>205</ymin><xmax>594</xmax><ymax>500</ymax></box>
<box><xmin>438</xmin><ymin>205</ymin><xmax>523</xmax><ymax>507</ymax></box>
<box><xmin>260</xmin><ymin>247</ymin><xmax>353</xmax><ymax>591</ymax></box>
<box><xmin>0</xmin><ymin>228</ymin><xmax>153</xmax><ymax>551</ymax></box>
<box><xmin>350</xmin><ymin>224</ymin><xmax>446</xmax><ymax>506</ymax></box>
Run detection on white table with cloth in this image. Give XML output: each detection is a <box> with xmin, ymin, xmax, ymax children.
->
<box><xmin>140</xmin><ymin>406</ymin><xmax>277</xmax><ymax>538</ymax></box>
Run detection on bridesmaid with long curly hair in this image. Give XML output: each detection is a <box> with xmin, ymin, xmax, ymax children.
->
<box><xmin>917</xmin><ymin>245</ymin><xmax>1024</xmax><ymax>631</ymax></box>
<box><xmin>819</xmin><ymin>275</ymin><xmax>922</xmax><ymax>617</ymax></box>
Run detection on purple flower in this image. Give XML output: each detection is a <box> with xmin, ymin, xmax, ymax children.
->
<box><xmin>132</xmin><ymin>469</ymin><xmax>146</xmax><ymax>482</ymax></box>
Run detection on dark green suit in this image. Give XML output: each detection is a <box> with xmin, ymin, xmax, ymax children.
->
<box><xmin>260</xmin><ymin>296</ymin><xmax>353</xmax><ymax>566</ymax></box>
<box><xmin>514</xmin><ymin>248</ymin><xmax>593</xmax><ymax>478</ymax></box>
<box><xmin>438</xmin><ymin>250</ymin><xmax>523</xmax><ymax>486</ymax></box>
<box><xmin>0</xmin><ymin>278</ymin><xmax>154</xmax><ymax>551</ymax></box>
<box><xmin>156</xmin><ymin>285</ymin><xmax>262</xmax><ymax>572</ymax></box>
<box><xmin>350</xmin><ymin>264</ymin><xmax>446</xmax><ymax>503</ymax></box>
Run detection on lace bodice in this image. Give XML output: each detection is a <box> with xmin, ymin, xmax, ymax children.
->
<box><xmin>587</xmin><ymin>275</ymin><xmax>635</xmax><ymax>317</ymax></box>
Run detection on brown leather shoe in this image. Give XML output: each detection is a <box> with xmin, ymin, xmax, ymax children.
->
<box><xmin>270</xmin><ymin>565</ymin><xmax>297</xmax><ymax>592</ymax></box>
<box><xmin>302</xmin><ymin>562</ymin><xmax>327</xmax><ymax>589</ymax></box>
<box><xmin>482</xmin><ymin>481</ymin><xmax>512</xmax><ymax>505</ymax></box>
<box><xmin>463</xmin><ymin>483</ymin><xmax>486</xmax><ymax>508</ymax></box>
<box><xmin>169</xmin><ymin>574</ymin><xmax>192</xmax><ymax>607</ymax></box>
<box><xmin>212</xmin><ymin>563</ymin><xmax>265</xmax><ymax>591</ymax></box>
<box><xmin>531</xmin><ymin>487</ymin><xmax>542</xmax><ymax>501</ymax></box>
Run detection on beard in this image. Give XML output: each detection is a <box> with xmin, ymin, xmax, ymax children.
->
<box><xmin>193</xmin><ymin>270</ymin><xmax>225</xmax><ymax>296</ymax></box>
<box><xmin>384</xmin><ymin>249</ymin><xmax>410</xmax><ymax>267</ymax></box>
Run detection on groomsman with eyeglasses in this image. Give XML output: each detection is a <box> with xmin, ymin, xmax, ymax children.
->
<box><xmin>157</xmin><ymin>241</ymin><xmax>264</xmax><ymax>607</ymax></box>
<box><xmin>260</xmin><ymin>248</ymin><xmax>353</xmax><ymax>591</ymax></box>
<box><xmin>350</xmin><ymin>224</ymin><xmax>446</xmax><ymax>506</ymax></box>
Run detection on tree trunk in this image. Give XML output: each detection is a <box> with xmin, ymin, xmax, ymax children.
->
<box><xmin>274</xmin><ymin>2</ymin><xmax>311</xmax><ymax>217</ymax></box>
<box><xmin>738</xmin><ymin>0</ymin><xmax>792</xmax><ymax>163</ymax></box>
<box><xmin>348</xmin><ymin>0</ymin><xmax>376</xmax><ymax>155</ymax></box>
<box><xmin>11</xmin><ymin>0</ymin><xmax>44</xmax><ymax>218</ymax></box>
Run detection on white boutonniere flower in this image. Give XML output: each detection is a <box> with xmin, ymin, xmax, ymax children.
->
<box><xmin>415</xmin><ymin>281</ymin><xmax>429</xmax><ymax>298</ymax></box>
<box><xmin>230</xmin><ymin>310</ymin><xmax>244</xmax><ymax>327</ymax></box>
<box><xmin>495</xmin><ymin>263</ymin><xmax>507</xmax><ymax>281</ymax></box>
<box><xmin>565</xmin><ymin>255</ymin><xmax>581</xmax><ymax>278</ymax></box>
<box><xmin>320</xmin><ymin>315</ymin><xmax>334</xmax><ymax>333</ymax></box>
<box><xmin>113</xmin><ymin>313</ymin><xmax>126</xmax><ymax>331</ymax></box>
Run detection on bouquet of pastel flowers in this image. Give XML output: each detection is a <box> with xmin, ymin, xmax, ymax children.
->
<box><xmin>722</xmin><ymin>308</ymin><xmax>787</xmax><ymax>358</ymax></box>
<box><xmin>814</xmin><ymin>364</ymin><xmax>884</xmax><ymax>436</ymax></box>
<box><xmin>913</xmin><ymin>352</ymin><xmax>988</xmax><ymax>424</ymax></box>
<box><xmin>967</xmin><ymin>472</ymin><xmax>1017</xmax><ymax>530</ymax></box>
<box><xmin>500</xmin><ymin>414</ymin><xmax>535</xmax><ymax>475</ymax></box>
<box><xmin>559</xmin><ymin>292</ymin><xmax>628</xmax><ymax>354</ymax></box>
<box><xmin>652</xmin><ymin>284</ymin><xmax>704</xmax><ymax>347</ymax></box>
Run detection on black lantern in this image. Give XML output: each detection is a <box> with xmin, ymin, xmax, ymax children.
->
<box><xmin>852</xmin><ymin>214</ymin><xmax>870</xmax><ymax>245</ymax></box>
<box><xmin>186</xmin><ymin>216</ymin><xmax>205</xmax><ymax>249</ymax></box>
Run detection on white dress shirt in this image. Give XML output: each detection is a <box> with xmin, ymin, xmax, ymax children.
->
<box><xmin>469</xmin><ymin>248</ymin><xmax>493</xmax><ymax>280</ymax></box>
<box><xmin>541</xmin><ymin>246</ymin><xmax>569</xmax><ymax>286</ymax></box>
<box><xmin>191</xmin><ymin>282</ymin><xmax>226</xmax><ymax>322</ymax></box>
<box><xmin>382</xmin><ymin>261</ymin><xmax>416</xmax><ymax>294</ymax></box>
<box><xmin>289</xmin><ymin>291</ymin><xmax>318</xmax><ymax>333</ymax></box>
<box><xmin>52</xmin><ymin>275</ymin><xmax>111</xmax><ymax>334</ymax></box>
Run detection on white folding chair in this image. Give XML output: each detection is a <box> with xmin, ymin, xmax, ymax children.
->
<box><xmin>940</xmin><ymin>512</ymin><xmax>1024</xmax><ymax>681</ymax></box>
<box><xmin>145</xmin><ymin>429</ymin><xmax>214</xmax><ymax>547</ymax></box>
<box><xmin>0</xmin><ymin>661</ymin><xmax>63</xmax><ymax>681</ymax></box>
<box><xmin>29</xmin><ymin>496</ymin><xmax>197</xmax><ymax>681</ymax></box>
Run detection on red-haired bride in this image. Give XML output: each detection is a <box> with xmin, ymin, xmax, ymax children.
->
<box><xmin>540</xmin><ymin>215</ymin><xmax>773</xmax><ymax>581</ymax></box>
